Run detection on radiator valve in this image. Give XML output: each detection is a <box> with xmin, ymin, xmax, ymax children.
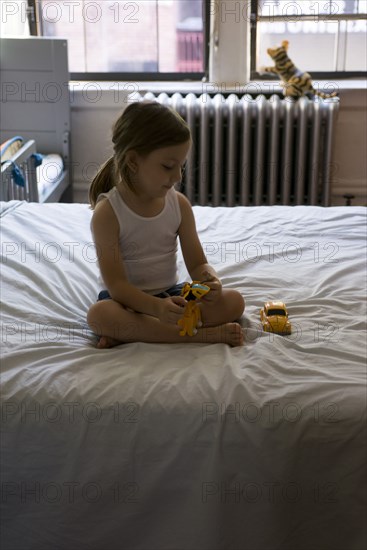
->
<box><xmin>343</xmin><ymin>194</ymin><xmax>355</xmax><ymax>206</ymax></box>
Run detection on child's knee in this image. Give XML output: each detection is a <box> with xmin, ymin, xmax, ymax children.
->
<box><xmin>87</xmin><ymin>300</ymin><xmax>119</xmax><ymax>332</ymax></box>
<box><xmin>87</xmin><ymin>302</ymin><xmax>104</xmax><ymax>333</ymax></box>
<box><xmin>213</xmin><ymin>289</ymin><xmax>245</xmax><ymax>320</ymax></box>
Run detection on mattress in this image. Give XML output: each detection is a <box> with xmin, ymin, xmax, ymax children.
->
<box><xmin>1</xmin><ymin>201</ymin><xmax>366</xmax><ymax>550</ymax></box>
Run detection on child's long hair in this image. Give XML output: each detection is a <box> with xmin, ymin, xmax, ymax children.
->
<box><xmin>89</xmin><ymin>100</ymin><xmax>191</xmax><ymax>208</ymax></box>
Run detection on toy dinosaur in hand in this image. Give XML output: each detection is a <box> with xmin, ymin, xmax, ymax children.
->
<box><xmin>263</xmin><ymin>40</ymin><xmax>338</xmax><ymax>99</ymax></box>
<box><xmin>178</xmin><ymin>281</ymin><xmax>210</xmax><ymax>337</ymax></box>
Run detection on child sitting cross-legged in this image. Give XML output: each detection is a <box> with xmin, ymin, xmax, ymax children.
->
<box><xmin>87</xmin><ymin>101</ymin><xmax>245</xmax><ymax>348</ymax></box>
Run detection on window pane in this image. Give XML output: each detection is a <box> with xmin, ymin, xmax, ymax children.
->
<box><xmin>257</xmin><ymin>22</ymin><xmax>337</xmax><ymax>72</ymax></box>
<box><xmin>259</xmin><ymin>0</ymin><xmax>367</xmax><ymax>17</ymax></box>
<box><xmin>346</xmin><ymin>19</ymin><xmax>367</xmax><ymax>69</ymax></box>
<box><xmin>346</xmin><ymin>0</ymin><xmax>367</xmax><ymax>14</ymax></box>
<box><xmin>39</xmin><ymin>0</ymin><xmax>204</xmax><ymax>73</ymax></box>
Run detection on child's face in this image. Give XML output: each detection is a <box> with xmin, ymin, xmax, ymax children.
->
<box><xmin>134</xmin><ymin>141</ymin><xmax>191</xmax><ymax>199</ymax></box>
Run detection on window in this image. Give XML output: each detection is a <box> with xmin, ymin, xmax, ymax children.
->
<box><xmin>20</xmin><ymin>0</ymin><xmax>367</xmax><ymax>81</ymax></box>
<box><xmin>26</xmin><ymin>0</ymin><xmax>207</xmax><ymax>80</ymax></box>
<box><xmin>252</xmin><ymin>0</ymin><xmax>367</xmax><ymax>78</ymax></box>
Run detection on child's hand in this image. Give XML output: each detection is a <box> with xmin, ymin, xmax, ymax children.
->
<box><xmin>157</xmin><ymin>296</ymin><xmax>186</xmax><ymax>325</ymax></box>
<box><xmin>200</xmin><ymin>271</ymin><xmax>222</xmax><ymax>303</ymax></box>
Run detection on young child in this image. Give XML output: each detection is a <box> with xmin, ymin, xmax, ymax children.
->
<box><xmin>87</xmin><ymin>101</ymin><xmax>245</xmax><ymax>347</ymax></box>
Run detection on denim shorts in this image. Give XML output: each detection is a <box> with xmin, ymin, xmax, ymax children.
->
<box><xmin>97</xmin><ymin>282</ymin><xmax>185</xmax><ymax>302</ymax></box>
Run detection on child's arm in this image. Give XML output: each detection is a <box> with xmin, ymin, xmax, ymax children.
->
<box><xmin>177</xmin><ymin>193</ymin><xmax>222</xmax><ymax>302</ymax></box>
<box><xmin>91</xmin><ymin>200</ymin><xmax>186</xmax><ymax>324</ymax></box>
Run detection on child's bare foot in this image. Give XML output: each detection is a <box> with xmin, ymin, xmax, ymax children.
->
<box><xmin>94</xmin><ymin>323</ymin><xmax>244</xmax><ymax>347</ymax></box>
<box><xmin>224</xmin><ymin>322</ymin><xmax>244</xmax><ymax>346</ymax></box>
<box><xmin>96</xmin><ymin>335</ymin><xmax>122</xmax><ymax>349</ymax></box>
<box><xmin>198</xmin><ymin>322</ymin><xmax>244</xmax><ymax>346</ymax></box>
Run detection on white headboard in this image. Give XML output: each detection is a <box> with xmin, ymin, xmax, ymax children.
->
<box><xmin>0</xmin><ymin>37</ymin><xmax>70</xmax><ymax>162</ymax></box>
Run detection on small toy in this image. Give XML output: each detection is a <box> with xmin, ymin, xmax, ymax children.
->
<box><xmin>178</xmin><ymin>281</ymin><xmax>210</xmax><ymax>336</ymax></box>
<box><xmin>263</xmin><ymin>40</ymin><xmax>337</xmax><ymax>99</ymax></box>
<box><xmin>260</xmin><ymin>301</ymin><xmax>291</xmax><ymax>335</ymax></box>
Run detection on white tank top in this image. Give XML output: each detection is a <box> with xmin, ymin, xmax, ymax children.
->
<box><xmin>97</xmin><ymin>186</ymin><xmax>182</xmax><ymax>295</ymax></box>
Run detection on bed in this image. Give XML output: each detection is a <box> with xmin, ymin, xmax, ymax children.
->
<box><xmin>0</xmin><ymin>37</ymin><xmax>71</xmax><ymax>202</ymax></box>
<box><xmin>1</xmin><ymin>200</ymin><xmax>366</xmax><ymax>550</ymax></box>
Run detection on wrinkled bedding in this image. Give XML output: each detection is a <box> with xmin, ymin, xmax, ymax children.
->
<box><xmin>1</xmin><ymin>201</ymin><xmax>366</xmax><ymax>550</ymax></box>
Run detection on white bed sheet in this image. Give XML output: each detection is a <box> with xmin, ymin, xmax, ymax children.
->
<box><xmin>1</xmin><ymin>201</ymin><xmax>366</xmax><ymax>550</ymax></box>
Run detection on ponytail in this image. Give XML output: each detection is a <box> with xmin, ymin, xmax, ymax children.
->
<box><xmin>89</xmin><ymin>157</ymin><xmax>115</xmax><ymax>208</ymax></box>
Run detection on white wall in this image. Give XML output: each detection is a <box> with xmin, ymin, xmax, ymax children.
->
<box><xmin>71</xmin><ymin>82</ymin><xmax>366</xmax><ymax>206</ymax></box>
<box><xmin>69</xmin><ymin>84</ymin><xmax>131</xmax><ymax>202</ymax></box>
<box><xmin>331</xmin><ymin>86</ymin><xmax>367</xmax><ymax>205</ymax></box>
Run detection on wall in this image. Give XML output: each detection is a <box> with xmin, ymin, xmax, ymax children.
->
<box><xmin>71</xmin><ymin>82</ymin><xmax>367</xmax><ymax>206</ymax></box>
<box><xmin>331</xmin><ymin>86</ymin><xmax>367</xmax><ymax>205</ymax></box>
<box><xmin>69</xmin><ymin>84</ymin><xmax>130</xmax><ymax>202</ymax></box>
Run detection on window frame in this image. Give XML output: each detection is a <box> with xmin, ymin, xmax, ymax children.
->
<box><xmin>27</xmin><ymin>0</ymin><xmax>367</xmax><ymax>82</ymax></box>
<box><xmin>250</xmin><ymin>0</ymin><xmax>367</xmax><ymax>80</ymax></box>
<box><xmin>27</xmin><ymin>0</ymin><xmax>209</xmax><ymax>81</ymax></box>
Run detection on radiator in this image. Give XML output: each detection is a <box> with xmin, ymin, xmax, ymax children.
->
<box><xmin>140</xmin><ymin>92</ymin><xmax>339</xmax><ymax>206</ymax></box>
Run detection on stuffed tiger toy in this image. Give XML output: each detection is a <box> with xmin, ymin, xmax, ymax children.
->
<box><xmin>263</xmin><ymin>40</ymin><xmax>338</xmax><ymax>99</ymax></box>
